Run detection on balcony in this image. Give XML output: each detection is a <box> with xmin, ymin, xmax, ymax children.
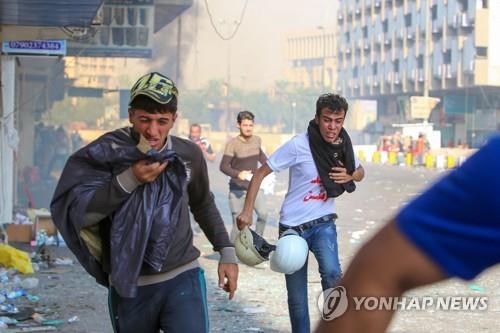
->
<box><xmin>464</xmin><ymin>60</ymin><xmax>474</xmax><ymax>73</ymax></box>
<box><xmin>445</xmin><ymin>64</ymin><xmax>453</xmax><ymax>79</ymax></box>
<box><xmin>386</xmin><ymin>72</ymin><xmax>393</xmax><ymax>82</ymax></box>
<box><xmin>448</xmin><ymin>15</ymin><xmax>459</xmax><ymax>30</ymax></box>
<box><xmin>384</xmin><ymin>36</ymin><xmax>391</xmax><ymax>46</ymax></box>
<box><xmin>460</xmin><ymin>13</ymin><xmax>474</xmax><ymax>28</ymax></box>
<box><xmin>418</xmin><ymin>68</ymin><xmax>424</xmax><ymax>82</ymax></box>
<box><xmin>432</xmin><ymin>21</ymin><xmax>442</xmax><ymax>35</ymax></box>
<box><xmin>409</xmin><ymin>69</ymin><xmax>417</xmax><ymax>82</ymax></box>
<box><xmin>394</xmin><ymin>72</ymin><xmax>402</xmax><ymax>85</ymax></box>
<box><xmin>434</xmin><ymin>65</ymin><xmax>442</xmax><ymax>78</ymax></box>
<box><xmin>397</xmin><ymin>29</ymin><xmax>404</xmax><ymax>41</ymax></box>
<box><xmin>406</xmin><ymin>28</ymin><xmax>415</xmax><ymax>41</ymax></box>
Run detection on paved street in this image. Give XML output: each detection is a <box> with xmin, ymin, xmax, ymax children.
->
<box><xmin>11</xmin><ymin>161</ymin><xmax>500</xmax><ymax>332</ymax></box>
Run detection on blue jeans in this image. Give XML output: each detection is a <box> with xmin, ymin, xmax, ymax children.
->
<box><xmin>281</xmin><ymin>219</ymin><xmax>342</xmax><ymax>333</ymax></box>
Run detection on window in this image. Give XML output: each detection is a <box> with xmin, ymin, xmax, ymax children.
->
<box><xmin>383</xmin><ymin>19</ymin><xmax>388</xmax><ymax>33</ymax></box>
<box><xmin>443</xmin><ymin>49</ymin><xmax>451</xmax><ymax>64</ymax></box>
<box><xmin>405</xmin><ymin>13</ymin><xmax>412</xmax><ymax>27</ymax></box>
<box><xmin>363</xmin><ymin>26</ymin><xmax>368</xmax><ymax>38</ymax></box>
<box><xmin>431</xmin><ymin>5</ymin><xmax>438</xmax><ymax>20</ymax></box>
<box><xmin>477</xmin><ymin>47</ymin><xmax>488</xmax><ymax>57</ymax></box>
<box><xmin>417</xmin><ymin>55</ymin><xmax>424</xmax><ymax>68</ymax></box>
<box><xmin>394</xmin><ymin>59</ymin><xmax>400</xmax><ymax>72</ymax></box>
<box><xmin>373</xmin><ymin>63</ymin><xmax>378</xmax><ymax>75</ymax></box>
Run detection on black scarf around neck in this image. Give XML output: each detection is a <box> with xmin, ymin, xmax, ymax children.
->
<box><xmin>307</xmin><ymin>120</ymin><xmax>356</xmax><ymax>198</ymax></box>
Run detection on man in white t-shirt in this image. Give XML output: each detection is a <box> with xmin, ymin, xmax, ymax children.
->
<box><xmin>237</xmin><ymin>93</ymin><xmax>365</xmax><ymax>333</ymax></box>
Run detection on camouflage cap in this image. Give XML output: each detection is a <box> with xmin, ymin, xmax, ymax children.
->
<box><xmin>129</xmin><ymin>72</ymin><xmax>178</xmax><ymax>107</ymax></box>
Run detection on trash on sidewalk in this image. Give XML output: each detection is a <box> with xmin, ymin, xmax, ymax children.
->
<box><xmin>244</xmin><ymin>328</ymin><xmax>264</xmax><ymax>332</ymax></box>
<box><xmin>8</xmin><ymin>326</ymin><xmax>57</xmax><ymax>332</ymax></box>
<box><xmin>21</xmin><ymin>278</ymin><xmax>39</xmax><ymax>290</ymax></box>
<box><xmin>0</xmin><ymin>245</ymin><xmax>34</xmax><ymax>274</ymax></box>
<box><xmin>242</xmin><ymin>306</ymin><xmax>266</xmax><ymax>314</ymax></box>
<box><xmin>53</xmin><ymin>258</ymin><xmax>73</xmax><ymax>266</ymax></box>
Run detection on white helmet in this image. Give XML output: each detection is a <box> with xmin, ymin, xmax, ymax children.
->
<box><xmin>270</xmin><ymin>229</ymin><xmax>309</xmax><ymax>274</ymax></box>
<box><xmin>235</xmin><ymin>227</ymin><xmax>276</xmax><ymax>266</ymax></box>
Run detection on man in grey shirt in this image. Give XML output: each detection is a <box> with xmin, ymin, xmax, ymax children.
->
<box><xmin>220</xmin><ymin>110</ymin><xmax>268</xmax><ymax>242</ymax></box>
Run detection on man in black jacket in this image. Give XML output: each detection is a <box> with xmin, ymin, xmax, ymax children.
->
<box><xmin>51</xmin><ymin>72</ymin><xmax>238</xmax><ymax>333</ymax></box>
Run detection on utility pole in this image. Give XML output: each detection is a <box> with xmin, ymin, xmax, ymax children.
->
<box><xmin>219</xmin><ymin>19</ymin><xmax>239</xmax><ymax>132</ymax></box>
<box><xmin>176</xmin><ymin>15</ymin><xmax>182</xmax><ymax>85</ymax></box>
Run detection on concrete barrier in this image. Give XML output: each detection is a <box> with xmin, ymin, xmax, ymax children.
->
<box><xmin>425</xmin><ymin>154</ymin><xmax>435</xmax><ymax>168</ymax></box>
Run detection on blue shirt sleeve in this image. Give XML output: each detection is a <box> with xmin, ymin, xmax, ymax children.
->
<box><xmin>396</xmin><ymin>136</ymin><xmax>500</xmax><ymax>280</ymax></box>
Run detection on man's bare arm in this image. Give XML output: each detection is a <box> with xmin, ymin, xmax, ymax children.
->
<box><xmin>236</xmin><ymin>163</ymin><xmax>273</xmax><ymax>229</ymax></box>
<box><xmin>315</xmin><ymin>220</ymin><xmax>447</xmax><ymax>333</ymax></box>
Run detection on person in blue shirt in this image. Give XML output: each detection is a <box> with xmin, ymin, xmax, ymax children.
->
<box><xmin>316</xmin><ymin>135</ymin><xmax>500</xmax><ymax>333</ymax></box>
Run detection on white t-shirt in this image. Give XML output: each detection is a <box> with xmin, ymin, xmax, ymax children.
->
<box><xmin>267</xmin><ymin>133</ymin><xmax>360</xmax><ymax>227</ymax></box>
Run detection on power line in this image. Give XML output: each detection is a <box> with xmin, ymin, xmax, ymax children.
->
<box><xmin>204</xmin><ymin>0</ymin><xmax>249</xmax><ymax>41</ymax></box>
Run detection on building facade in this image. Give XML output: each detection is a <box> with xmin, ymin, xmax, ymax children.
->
<box><xmin>284</xmin><ymin>27</ymin><xmax>337</xmax><ymax>89</ymax></box>
<box><xmin>336</xmin><ymin>0</ymin><xmax>499</xmax><ymax>147</ymax></box>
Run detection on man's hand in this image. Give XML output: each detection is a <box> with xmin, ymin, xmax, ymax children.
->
<box><xmin>237</xmin><ymin>170</ymin><xmax>252</xmax><ymax>181</ymax></box>
<box><xmin>218</xmin><ymin>263</ymin><xmax>238</xmax><ymax>300</ymax></box>
<box><xmin>131</xmin><ymin>160</ymin><xmax>168</xmax><ymax>183</ymax></box>
<box><xmin>329</xmin><ymin>166</ymin><xmax>353</xmax><ymax>184</ymax></box>
<box><xmin>236</xmin><ymin>211</ymin><xmax>252</xmax><ymax>230</ymax></box>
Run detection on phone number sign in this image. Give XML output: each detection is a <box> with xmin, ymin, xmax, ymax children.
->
<box><xmin>2</xmin><ymin>40</ymin><xmax>66</xmax><ymax>56</ymax></box>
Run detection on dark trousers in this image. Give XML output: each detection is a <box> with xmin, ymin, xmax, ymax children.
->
<box><xmin>108</xmin><ymin>268</ymin><xmax>209</xmax><ymax>333</ymax></box>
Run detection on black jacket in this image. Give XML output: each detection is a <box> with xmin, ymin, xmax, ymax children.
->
<box><xmin>50</xmin><ymin>128</ymin><xmax>186</xmax><ymax>298</ymax></box>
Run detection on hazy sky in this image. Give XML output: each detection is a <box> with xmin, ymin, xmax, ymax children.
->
<box><xmin>175</xmin><ymin>0</ymin><xmax>337</xmax><ymax>90</ymax></box>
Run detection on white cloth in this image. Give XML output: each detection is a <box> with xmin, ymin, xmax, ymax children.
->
<box><xmin>267</xmin><ymin>133</ymin><xmax>359</xmax><ymax>227</ymax></box>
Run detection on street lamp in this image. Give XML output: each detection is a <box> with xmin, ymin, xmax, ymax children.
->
<box><xmin>291</xmin><ymin>101</ymin><xmax>297</xmax><ymax>135</ymax></box>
